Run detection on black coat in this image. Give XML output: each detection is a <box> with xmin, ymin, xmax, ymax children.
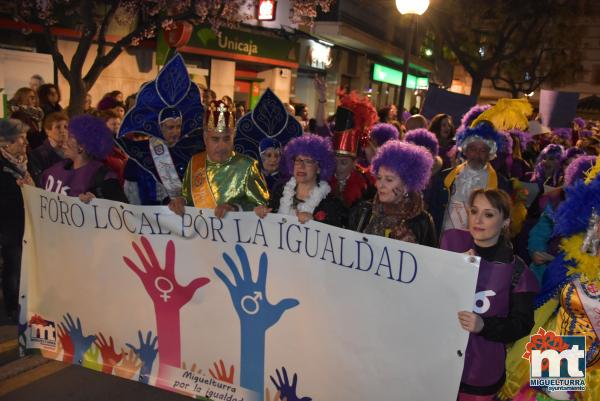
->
<box><xmin>0</xmin><ymin>156</ymin><xmax>25</xmax><ymax>246</ymax></box>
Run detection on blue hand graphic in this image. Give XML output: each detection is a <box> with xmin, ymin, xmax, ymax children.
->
<box><xmin>214</xmin><ymin>245</ymin><xmax>299</xmax><ymax>398</ymax></box>
<box><xmin>126</xmin><ymin>330</ymin><xmax>158</xmax><ymax>384</ymax></box>
<box><xmin>270</xmin><ymin>367</ymin><xmax>312</xmax><ymax>401</ymax></box>
<box><xmin>60</xmin><ymin>313</ymin><xmax>95</xmax><ymax>365</ymax></box>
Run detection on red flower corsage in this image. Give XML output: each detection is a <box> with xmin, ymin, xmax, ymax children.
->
<box><xmin>314</xmin><ymin>210</ymin><xmax>327</xmax><ymax>221</ymax></box>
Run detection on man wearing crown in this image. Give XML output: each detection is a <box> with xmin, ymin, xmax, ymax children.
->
<box><xmin>168</xmin><ymin>100</ymin><xmax>269</xmax><ymax>218</ymax></box>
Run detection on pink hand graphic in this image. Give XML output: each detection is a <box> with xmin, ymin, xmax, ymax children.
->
<box><xmin>123</xmin><ymin>236</ymin><xmax>210</xmax><ymax>386</ymax></box>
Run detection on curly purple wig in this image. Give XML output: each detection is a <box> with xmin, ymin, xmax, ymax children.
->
<box><xmin>573</xmin><ymin>117</ymin><xmax>586</xmax><ymax>129</ymax></box>
<box><xmin>404</xmin><ymin>128</ymin><xmax>439</xmax><ymax>156</ymax></box>
<box><xmin>459</xmin><ymin>104</ymin><xmax>491</xmax><ymax>131</ymax></box>
<box><xmin>580</xmin><ymin>129</ymin><xmax>594</xmax><ymax>138</ymax></box>
<box><xmin>69</xmin><ymin>115</ymin><xmax>114</xmax><ymax>160</ymax></box>
<box><xmin>530</xmin><ymin>144</ymin><xmax>565</xmax><ymax>185</ymax></box>
<box><xmin>370</xmin><ymin>123</ymin><xmax>399</xmax><ymax>147</ymax></box>
<box><xmin>552</xmin><ymin>128</ymin><xmax>572</xmax><ymax>142</ymax></box>
<box><xmin>283</xmin><ymin>134</ymin><xmax>335</xmax><ymax>182</ymax></box>
<box><xmin>565</xmin><ymin>155</ymin><xmax>597</xmax><ymax>186</ymax></box>
<box><xmin>509</xmin><ymin>129</ymin><xmax>533</xmax><ymax>151</ymax></box>
<box><xmin>565</xmin><ymin>147</ymin><xmax>585</xmax><ymax>161</ymax></box>
<box><xmin>371</xmin><ymin>141</ymin><xmax>433</xmax><ymax>192</ymax></box>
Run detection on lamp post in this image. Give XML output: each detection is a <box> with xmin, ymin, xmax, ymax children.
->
<box><xmin>396</xmin><ymin>0</ymin><xmax>430</xmax><ymax>111</ymax></box>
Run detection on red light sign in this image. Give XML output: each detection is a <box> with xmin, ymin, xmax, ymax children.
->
<box><xmin>257</xmin><ymin>0</ymin><xmax>277</xmax><ymax>21</ymax></box>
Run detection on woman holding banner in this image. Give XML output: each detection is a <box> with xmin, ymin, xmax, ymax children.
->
<box><xmin>0</xmin><ymin>119</ymin><xmax>32</xmax><ymax>321</ymax></box>
<box><xmin>348</xmin><ymin>140</ymin><xmax>437</xmax><ymax>246</ymax></box>
<box><xmin>254</xmin><ymin>134</ymin><xmax>344</xmax><ymax>227</ymax></box>
<box><xmin>40</xmin><ymin>115</ymin><xmax>127</xmax><ymax>203</ymax></box>
<box><xmin>440</xmin><ymin>189</ymin><xmax>538</xmax><ymax>401</ymax></box>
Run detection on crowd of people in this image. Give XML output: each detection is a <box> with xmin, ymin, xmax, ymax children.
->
<box><xmin>1</xmin><ymin>54</ymin><xmax>600</xmax><ymax>400</ymax></box>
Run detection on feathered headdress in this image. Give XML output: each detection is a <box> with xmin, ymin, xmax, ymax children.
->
<box><xmin>471</xmin><ymin>98</ymin><xmax>533</xmax><ymax>131</ymax></box>
<box><xmin>459</xmin><ymin>104</ymin><xmax>491</xmax><ymax>131</ymax></box>
<box><xmin>337</xmin><ymin>89</ymin><xmax>377</xmax><ymax>147</ymax></box>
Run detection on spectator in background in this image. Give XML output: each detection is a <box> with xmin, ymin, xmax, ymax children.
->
<box><xmin>9</xmin><ymin>87</ymin><xmax>45</xmax><ymax>149</ymax></box>
<box><xmin>429</xmin><ymin>113</ymin><xmax>456</xmax><ymax>169</ymax></box>
<box><xmin>84</xmin><ymin>93</ymin><xmax>95</xmax><ymax>114</ymax></box>
<box><xmin>99</xmin><ymin>109</ymin><xmax>122</xmax><ymax>135</ymax></box>
<box><xmin>37</xmin><ymin>83</ymin><xmax>63</xmax><ymax>115</ymax></box>
<box><xmin>258</xmin><ymin>138</ymin><xmax>282</xmax><ymax>195</ymax></box>
<box><xmin>363</xmin><ymin>123</ymin><xmax>399</xmax><ymax>164</ymax></box>
<box><xmin>97</xmin><ymin>96</ymin><xmax>126</xmax><ymax>119</ymax></box>
<box><xmin>235</xmin><ymin>102</ymin><xmax>246</xmax><ymax>120</ymax></box>
<box><xmin>29</xmin><ymin>74</ymin><xmax>45</xmax><ymax>92</ymax></box>
<box><xmin>124</xmin><ymin>93</ymin><xmax>137</xmax><ymax>112</ymax></box>
<box><xmin>105</xmin><ymin>90</ymin><xmax>124</xmax><ymax>103</ymax></box>
<box><xmin>28</xmin><ymin>111</ymin><xmax>68</xmax><ymax>184</ymax></box>
<box><xmin>294</xmin><ymin>103</ymin><xmax>310</xmax><ymax>132</ymax></box>
<box><xmin>405</xmin><ymin>114</ymin><xmax>428</xmax><ymax>131</ymax></box>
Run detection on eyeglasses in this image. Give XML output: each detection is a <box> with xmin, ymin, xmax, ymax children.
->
<box><xmin>294</xmin><ymin>157</ymin><xmax>317</xmax><ymax>166</ymax></box>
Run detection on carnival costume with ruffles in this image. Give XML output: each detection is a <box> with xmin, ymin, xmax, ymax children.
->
<box><xmin>117</xmin><ymin>53</ymin><xmax>204</xmax><ymax>205</ymax></box>
<box><xmin>181</xmin><ymin>100</ymin><xmax>269</xmax><ymax>210</ymax></box>
<box><xmin>499</xmin><ymin>159</ymin><xmax>600</xmax><ymax>401</ymax></box>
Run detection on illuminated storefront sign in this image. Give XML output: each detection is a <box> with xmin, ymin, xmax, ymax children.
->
<box><xmin>257</xmin><ymin>0</ymin><xmax>277</xmax><ymax>21</ymax></box>
<box><xmin>307</xmin><ymin>40</ymin><xmax>332</xmax><ymax>70</ymax></box>
<box><xmin>372</xmin><ymin>63</ymin><xmax>429</xmax><ymax>89</ymax></box>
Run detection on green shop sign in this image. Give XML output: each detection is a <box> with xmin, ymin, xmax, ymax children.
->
<box><xmin>372</xmin><ymin>64</ymin><xmax>429</xmax><ymax>89</ymax></box>
<box><xmin>157</xmin><ymin>26</ymin><xmax>299</xmax><ymax>65</ymax></box>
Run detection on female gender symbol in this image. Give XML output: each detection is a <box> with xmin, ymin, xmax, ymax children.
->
<box><xmin>154</xmin><ymin>277</ymin><xmax>174</xmax><ymax>302</ymax></box>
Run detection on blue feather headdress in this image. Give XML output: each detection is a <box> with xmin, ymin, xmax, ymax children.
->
<box><xmin>455</xmin><ymin>122</ymin><xmax>503</xmax><ymax>159</ymax></box>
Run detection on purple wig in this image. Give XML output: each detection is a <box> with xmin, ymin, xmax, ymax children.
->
<box><xmin>509</xmin><ymin>128</ymin><xmax>533</xmax><ymax>151</ymax></box>
<box><xmin>401</xmin><ymin>110</ymin><xmax>412</xmax><ymax>123</ymax></box>
<box><xmin>573</xmin><ymin>117</ymin><xmax>586</xmax><ymax>129</ymax></box>
<box><xmin>564</xmin><ymin>155</ymin><xmax>597</xmax><ymax>186</ymax></box>
<box><xmin>552</xmin><ymin>128</ymin><xmax>572</xmax><ymax>142</ymax></box>
<box><xmin>371</xmin><ymin>141</ymin><xmax>433</xmax><ymax>192</ymax></box>
<box><xmin>530</xmin><ymin>144</ymin><xmax>565</xmax><ymax>185</ymax></box>
<box><xmin>580</xmin><ymin>129</ymin><xmax>594</xmax><ymax>138</ymax></box>
<box><xmin>459</xmin><ymin>104</ymin><xmax>491</xmax><ymax>131</ymax></box>
<box><xmin>283</xmin><ymin>134</ymin><xmax>335</xmax><ymax>182</ymax></box>
<box><xmin>69</xmin><ymin>115</ymin><xmax>114</xmax><ymax>160</ymax></box>
<box><xmin>455</xmin><ymin>122</ymin><xmax>503</xmax><ymax>158</ymax></box>
<box><xmin>404</xmin><ymin>128</ymin><xmax>439</xmax><ymax>156</ymax></box>
<box><xmin>565</xmin><ymin>147</ymin><xmax>585</xmax><ymax>161</ymax></box>
<box><xmin>370</xmin><ymin>123</ymin><xmax>399</xmax><ymax>147</ymax></box>
<box><xmin>497</xmin><ymin>130</ymin><xmax>513</xmax><ymax>155</ymax></box>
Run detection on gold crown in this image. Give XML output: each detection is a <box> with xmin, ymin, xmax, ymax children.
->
<box><xmin>205</xmin><ymin>100</ymin><xmax>235</xmax><ymax>133</ymax></box>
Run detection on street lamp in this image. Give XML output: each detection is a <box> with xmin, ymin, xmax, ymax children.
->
<box><xmin>396</xmin><ymin>0</ymin><xmax>430</xmax><ymax>111</ymax></box>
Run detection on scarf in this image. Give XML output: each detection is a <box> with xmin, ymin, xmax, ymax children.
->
<box><xmin>278</xmin><ymin>177</ymin><xmax>331</xmax><ymax>215</ymax></box>
<box><xmin>0</xmin><ymin>146</ymin><xmax>28</xmax><ymax>179</ymax></box>
<box><xmin>365</xmin><ymin>192</ymin><xmax>425</xmax><ymax>243</ymax></box>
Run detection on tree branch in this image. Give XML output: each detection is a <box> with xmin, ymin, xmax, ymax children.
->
<box><xmin>70</xmin><ymin>0</ymin><xmax>98</xmax><ymax>78</ymax></box>
<box><xmin>97</xmin><ymin>0</ymin><xmax>119</xmax><ymax>59</ymax></box>
<box><xmin>42</xmin><ymin>24</ymin><xmax>71</xmax><ymax>81</ymax></box>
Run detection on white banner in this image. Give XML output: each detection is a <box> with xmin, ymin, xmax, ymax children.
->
<box><xmin>20</xmin><ymin>185</ymin><xmax>479</xmax><ymax>401</ymax></box>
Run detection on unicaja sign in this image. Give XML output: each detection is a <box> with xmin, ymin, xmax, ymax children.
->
<box><xmin>218</xmin><ymin>35</ymin><xmax>258</xmax><ymax>56</ymax></box>
<box><xmin>523</xmin><ymin>327</ymin><xmax>586</xmax><ymax>392</ymax></box>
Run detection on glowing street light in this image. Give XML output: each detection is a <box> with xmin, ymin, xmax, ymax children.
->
<box><xmin>395</xmin><ymin>0</ymin><xmax>430</xmax><ymax>15</ymax></box>
<box><xmin>395</xmin><ymin>0</ymin><xmax>430</xmax><ymax>110</ymax></box>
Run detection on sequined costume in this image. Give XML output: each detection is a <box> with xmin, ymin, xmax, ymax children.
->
<box><xmin>181</xmin><ymin>151</ymin><xmax>268</xmax><ymax>210</ymax></box>
<box><xmin>499</xmin><ymin>159</ymin><xmax>600</xmax><ymax>401</ymax></box>
<box><xmin>117</xmin><ymin>53</ymin><xmax>204</xmax><ymax>205</ymax></box>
